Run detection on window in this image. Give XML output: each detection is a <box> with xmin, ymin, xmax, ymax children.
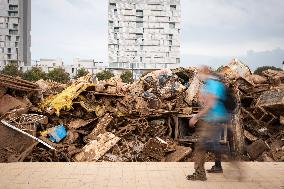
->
<box><xmin>169</xmin><ymin>34</ymin><xmax>173</xmax><ymax>40</ymax></box>
<box><xmin>72</xmin><ymin>68</ymin><xmax>74</xmax><ymax>73</ymax></box>
<box><xmin>136</xmin><ymin>16</ymin><xmax>143</xmax><ymax>22</ymax></box>
<box><xmin>136</xmin><ymin>22</ymin><xmax>143</xmax><ymax>28</ymax></box>
<box><xmin>166</xmin><ymin>52</ymin><xmax>169</xmax><ymax>57</ymax></box>
<box><xmin>140</xmin><ymin>57</ymin><xmax>143</xmax><ymax>62</ymax></box>
<box><xmin>109</xmin><ymin>3</ymin><xmax>116</xmax><ymax>9</ymax></box>
<box><xmin>169</xmin><ymin>46</ymin><xmax>172</xmax><ymax>51</ymax></box>
<box><xmin>136</xmin><ymin>33</ymin><xmax>143</xmax><ymax>39</ymax></box>
<box><xmin>15</xmin><ymin>42</ymin><xmax>18</xmax><ymax>47</ymax></box>
<box><xmin>16</xmin><ymin>36</ymin><xmax>20</xmax><ymax>41</ymax></box>
<box><xmin>114</xmin><ymin>9</ymin><xmax>117</xmax><ymax>15</ymax></box>
<box><xmin>109</xmin><ymin>21</ymin><xmax>113</xmax><ymax>27</ymax></box>
<box><xmin>9</xmin><ymin>30</ymin><xmax>17</xmax><ymax>35</ymax></box>
<box><xmin>136</xmin><ymin>10</ymin><xmax>143</xmax><ymax>16</ymax></box>
<box><xmin>8</xmin><ymin>12</ymin><xmax>18</xmax><ymax>17</ymax></box>
<box><xmin>114</xmin><ymin>27</ymin><xmax>119</xmax><ymax>32</ymax></box>
<box><xmin>170</xmin><ymin>5</ymin><xmax>177</xmax><ymax>11</ymax></box>
<box><xmin>169</xmin><ymin>22</ymin><xmax>175</xmax><ymax>29</ymax></box>
<box><xmin>9</xmin><ymin>5</ymin><xmax>18</xmax><ymax>10</ymax></box>
<box><xmin>169</xmin><ymin>40</ymin><xmax>172</xmax><ymax>45</ymax></box>
<box><xmin>176</xmin><ymin>58</ymin><xmax>180</xmax><ymax>64</ymax></box>
<box><xmin>13</xmin><ymin>24</ymin><xmax>18</xmax><ymax>29</ymax></box>
<box><xmin>7</xmin><ymin>48</ymin><xmax>11</xmax><ymax>53</ymax></box>
<box><xmin>140</xmin><ymin>45</ymin><xmax>143</xmax><ymax>50</ymax></box>
<box><xmin>114</xmin><ymin>33</ymin><xmax>117</xmax><ymax>39</ymax></box>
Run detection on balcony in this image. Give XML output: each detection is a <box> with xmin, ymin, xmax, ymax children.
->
<box><xmin>136</xmin><ymin>16</ymin><xmax>143</xmax><ymax>22</ymax></box>
<box><xmin>8</xmin><ymin>12</ymin><xmax>18</xmax><ymax>17</ymax></box>
<box><xmin>9</xmin><ymin>30</ymin><xmax>18</xmax><ymax>35</ymax></box>
<box><xmin>9</xmin><ymin>5</ymin><xmax>18</xmax><ymax>11</ymax></box>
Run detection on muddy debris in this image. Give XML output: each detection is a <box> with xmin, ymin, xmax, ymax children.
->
<box><xmin>0</xmin><ymin>60</ymin><xmax>283</xmax><ymax>162</ymax></box>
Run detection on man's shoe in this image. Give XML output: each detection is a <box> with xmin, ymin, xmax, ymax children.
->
<box><xmin>206</xmin><ymin>165</ymin><xmax>223</xmax><ymax>173</ymax></box>
<box><xmin>186</xmin><ymin>172</ymin><xmax>207</xmax><ymax>181</ymax></box>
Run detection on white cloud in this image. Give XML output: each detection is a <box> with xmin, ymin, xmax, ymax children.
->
<box><xmin>31</xmin><ymin>0</ymin><xmax>108</xmax><ymax>64</ymax></box>
<box><xmin>180</xmin><ymin>0</ymin><xmax>284</xmax><ymax>56</ymax></box>
<box><xmin>32</xmin><ymin>0</ymin><xmax>284</xmax><ymax>68</ymax></box>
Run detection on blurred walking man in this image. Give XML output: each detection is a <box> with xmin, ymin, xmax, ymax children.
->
<box><xmin>186</xmin><ymin>66</ymin><xmax>230</xmax><ymax>181</ymax></box>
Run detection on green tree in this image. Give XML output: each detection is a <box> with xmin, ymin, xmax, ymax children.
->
<box><xmin>47</xmin><ymin>67</ymin><xmax>70</xmax><ymax>83</ymax></box>
<box><xmin>96</xmin><ymin>70</ymin><xmax>114</xmax><ymax>81</ymax></box>
<box><xmin>120</xmin><ymin>71</ymin><xmax>133</xmax><ymax>83</ymax></box>
<box><xmin>75</xmin><ymin>68</ymin><xmax>89</xmax><ymax>79</ymax></box>
<box><xmin>254</xmin><ymin>66</ymin><xmax>282</xmax><ymax>75</ymax></box>
<box><xmin>22</xmin><ymin>67</ymin><xmax>46</xmax><ymax>81</ymax></box>
<box><xmin>1</xmin><ymin>63</ymin><xmax>22</xmax><ymax>77</ymax></box>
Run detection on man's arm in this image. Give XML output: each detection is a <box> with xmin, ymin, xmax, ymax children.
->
<box><xmin>189</xmin><ymin>94</ymin><xmax>217</xmax><ymax>126</ymax></box>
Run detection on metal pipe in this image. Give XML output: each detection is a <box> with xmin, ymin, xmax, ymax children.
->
<box><xmin>1</xmin><ymin>120</ymin><xmax>55</xmax><ymax>150</ymax></box>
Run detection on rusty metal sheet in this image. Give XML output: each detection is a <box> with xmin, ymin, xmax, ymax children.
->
<box><xmin>0</xmin><ymin>74</ymin><xmax>40</xmax><ymax>91</ymax></box>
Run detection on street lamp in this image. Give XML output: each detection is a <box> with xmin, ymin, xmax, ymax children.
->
<box><xmin>128</xmin><ymin>56</ymin><xmax>135</xmax><ymax>81</ymax></box>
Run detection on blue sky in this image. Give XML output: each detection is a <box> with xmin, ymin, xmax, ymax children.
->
<box><xmin>31</xmin><ymin>0</ymin><xmax>284</xmax><ymax>70</ymax></box>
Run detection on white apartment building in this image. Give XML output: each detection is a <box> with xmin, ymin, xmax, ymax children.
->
<box><xmin>0</xmin><ymin>0</ymin><xmax>31</xmax><ymax>69</ymax></box>
<box><xmin>108</xmin><ymin>0</ymin><xmax>181</xmax><ymax>79</ymax></box>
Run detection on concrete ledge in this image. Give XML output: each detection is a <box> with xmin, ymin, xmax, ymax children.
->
<box><xmin>0</xmin><ymin>162</ymin><xmax>283</xmax><ymax>189</ymax></box>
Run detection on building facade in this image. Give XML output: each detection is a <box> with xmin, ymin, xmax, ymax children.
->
<box><xmin>108</xmin><ymin>0</ymin><xmax>180</xmax><ymax>79</ymax></box>
<box><xmin>20</xmin><ymin>58</ymin><xmax>106</xmax><ymax>79</ymax></box>
<box><xmin>65</xmin><ymin>58</ymin><xmax>105</xmax><ymax>78</ymax></box>
<box><xmin>0</xmin><ymin>0</ymin><xmax>31</xmax><ymax>69</ymax></box>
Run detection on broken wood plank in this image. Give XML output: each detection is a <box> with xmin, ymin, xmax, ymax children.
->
<box><xmin>75</xmin><ymin>132</ymin><xmax>120</xmax><ymax>162</ymax></box>
<box><xmin>244</xmin><ymin>130</ymin><xmax>258</xmax><ymax>142</ymax></box>
<box><xmin>163</xmin><ymin>146</ymin><xmax>192</xmax><ymax>162</ymax></box>
<box><xmin>247</xmin><ymin>139</ymin><xmax>270</xmax><ymax>160</ymax></box>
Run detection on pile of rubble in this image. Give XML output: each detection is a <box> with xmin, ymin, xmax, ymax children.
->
<box><xmin>220</xmin><ymin>62</ymin><xmax>284</xmax><ymax>161</ymax></box>
<box><xmin>0</xmin><ymin>59</ymin><xmax>283</xmax><ymax>163</ymax></box>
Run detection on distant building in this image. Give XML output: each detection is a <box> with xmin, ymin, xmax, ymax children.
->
<box><xmin>108</xmin><ymin>0</ymin><xmax>181</xmax><ymax>79</ymax></box>
<box><xmin>66</xmin><ymin>58</ymin><xmax>105</xmax><ymax>78</ymax></box>
<box><xmin>20</xmin><ymin>58</ymin><xmax>106</xmax><ymax>79</ymax></box>
<box><xmin>0</xmin><ymin>0</ymin><xmax>31</xmax><ymax>69</ymax></box>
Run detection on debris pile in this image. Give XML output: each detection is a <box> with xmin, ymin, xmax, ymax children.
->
<box><xmin>0</xmin><ymin>59</ymin><xmax>283</xmax><ymax>162</ymax></box>
<box><xmin>220</xmin><ymin>59</ymin><xmax>284</xmax><ymax>161</ymax></box>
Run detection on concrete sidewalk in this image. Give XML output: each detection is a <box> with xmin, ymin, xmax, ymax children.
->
<box><xmin>0</xmin><ymin>162</ymin><xmax>283</xmax><ymax>189</ymax></box>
